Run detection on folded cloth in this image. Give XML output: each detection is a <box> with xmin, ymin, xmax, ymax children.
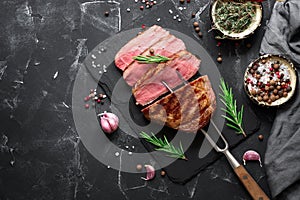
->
<box><xmin>260</xmin><ymin>0</ymin><xmax>300</xmax><ymax>199</ymax></box>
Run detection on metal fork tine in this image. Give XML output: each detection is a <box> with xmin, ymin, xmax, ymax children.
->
<box><xmin>200</xmin><ymin>120</ymin><xmax>229</xmax><ymax>153</ymax></box>
<box><xmin>200</xmin><ymin>129</ymin><xmax>221</xmax><ymax>152</ymax></box>
<box><xmin>161</xmin><ymin>81</ymin><xmax>174</xmax><ymax>93</ymax></box>
<box><xmin>210</xmin><ymin>120</ymin><xmax>229</xmax><ymax>150</ymax></box>
<box><xmin>175</xmin><ymin>70</ymin><xmax>188</xmax><ymax>85</ymax></box>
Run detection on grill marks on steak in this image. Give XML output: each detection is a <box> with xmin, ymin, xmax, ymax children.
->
<box><xmin>132</xmin><ymin>50</ymin><xmax>200</xmax><ymax>106</ymax></box>
<box><xmin>123</xmin><ymin>35</ymin><xmax>186</xmax><ymax>86</ymax></box>
<box><xmin>141</xmin><ymin>76</ymin><xmax>216</xmax><ymax>133</ymax></box>
<box><xmin>115</xmin><ymin>25</ymin><xmax>169</xmax><ymax>71</ymax></box>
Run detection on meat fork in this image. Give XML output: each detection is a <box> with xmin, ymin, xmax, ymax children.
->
<box><xmin>161</xmin><ymin>73</ymin><xmax>270</xmax><ymax>200</ymax></box>
<box><xmin>201</xmin><ymin>121</ymin><xmax>269</xmax><ymax>200</ymax></box>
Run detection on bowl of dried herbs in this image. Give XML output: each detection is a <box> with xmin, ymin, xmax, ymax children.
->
<box><xmin>211</xmin><ymin>0</ymin><xmax>263</xmax><ymax>40</ymax></box>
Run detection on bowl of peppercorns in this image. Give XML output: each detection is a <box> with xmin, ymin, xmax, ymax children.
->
<box><xmin>244</xmin><ymin>54</ymin><xmax>297</xmax><ymax>106</ymax></box>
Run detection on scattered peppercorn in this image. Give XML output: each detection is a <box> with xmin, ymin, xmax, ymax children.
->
<box><xmin>149</xmin><ymin>48</ymin><xmax>155</xmax><ymax>54</ymax></box>
<box><xmin>273</xmin><ymin>63</ymin><xmax>279</xmax><ymax>69</ymax></box>
<box><xmin>198</xmin><ymin>32</ymin><xmax>203</xmax><ymax>38</ymax></box>
<box><xmin>193</xmin><ymin>21</ymin><xmax>199</xmax><ymax>27</ymax></box>
<box><xmin>258</xmin><ymin>134</ymin><xmax>264</xmax><ymax>141</ymax></box>
<box><xmin>180</xmin><ymin>0</ymin><xmax>185</xmax><ymax>4</ymax></box>
<box><xmin>257</xmin><ymin>96</ymin><xmax>263</xmax><ymax>101</ymax></box>
<box><xmin>195</xmin><ymin>27</ymin><xmax>200</xmax><ymax>33</ymax></box>
<box><xmin>246</xmin><ymin>43</ymin><xmax>252</xmax><ymax>48</ymax></box>
<box><xmin>160</xmin><ymin>170</ymin><xmax>166</xmax><ymax>176</ymax></box>
<box><xmin>136</xmin><ymin>164</ymin><xmax>142</xmax><ymax>171</ymax></box>
<box><xmin>263</xmin><ymin>95</ymin><xmax>269</xmax><ymax>101</ymax></box>
<box><xmin>191</xmin><ymin>12</ymin><xmax>196</xmax><ymax>18</ymax></box>
<box><xmin>217</xmin><ymin>56</ymin><xmax>222</xmax><ymax>63</ymax></box>
<box><xmin>250</xmin><ymin>90</ymin><xmax>256</xmax><ymax>96</ymax></box>
<box><xmin>104</xmin><ymin>11</ymin><xmax>109</xmax><ymax>17</ymax></box>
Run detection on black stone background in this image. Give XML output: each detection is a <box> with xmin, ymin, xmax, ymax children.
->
<box><xmin>0</xmin><ymin>0</ymin><xmax>276</xmax><ymax>199</ymax></box>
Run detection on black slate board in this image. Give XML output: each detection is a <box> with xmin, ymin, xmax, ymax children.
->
<box><xmin>81</xmin><ymin>28</ymin><xmax>260</xmax><ymax>183</ymax></box>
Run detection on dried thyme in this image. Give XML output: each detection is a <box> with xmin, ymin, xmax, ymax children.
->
<box><xmin>214</xmin><ymin>0</ymin><xmax>257</xmax><ymax>34</ymax></box>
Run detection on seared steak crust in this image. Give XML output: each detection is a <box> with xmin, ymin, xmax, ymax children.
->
<box><xmin>141</xmin><ymin>75</ymin><xmax>216</xmax><ymax>133</ymax></box>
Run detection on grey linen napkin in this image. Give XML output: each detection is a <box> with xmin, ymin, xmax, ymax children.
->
<box><xmin>260</xmin><ymin>0</ymin><xmax>300</xmax><ymax>199</ymax></box>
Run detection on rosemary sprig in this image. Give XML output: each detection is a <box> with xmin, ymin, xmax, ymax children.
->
<box><xmin>140</xmin><ymin>132</ymin><xmax>187</xmax><ymax>160</ymax></box>
<box><xmin>219</xmin><ymin>79</ymin><xmax>246</xmax><ymax>137</ymax></box>
<box><xmin>215</xmin><ymin>0</ymin><xmax>256</xmax><ymax>34</ymax></box>
<box><xmin>133</xmin><ymin>54</ymin><xmax>171</xmax><ymax>64</ymax></box>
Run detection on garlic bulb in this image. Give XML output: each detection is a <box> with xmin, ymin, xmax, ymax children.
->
<box><xmin>99</xmin><ymin>112</ymin><xmax>119</xmax><ymax>134</ymax></box>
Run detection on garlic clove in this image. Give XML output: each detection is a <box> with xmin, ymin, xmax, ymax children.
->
<box><xmin>99</xmin><ymin>112</ymin><xmax>119</xmax><ymax>134</ymax></box>
<box><xmin>141</xmin><ymin>164</ymin><xmax>155</xmax><ymax>181</ymax></box>
<box><xmin>243</xmin><ymin>150</ymin><xmax>262</xmax><ymax>167</ymax></box>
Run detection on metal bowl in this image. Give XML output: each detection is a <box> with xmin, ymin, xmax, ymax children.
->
<box><xmin>244</xmin><ymin>54</ymin><xmax>297</xmax><ymax>107</ymax></box>
<box><xmin>211</xmin><ymin>0</ymin><xmax>263</xmax><ymax>40</ymax></box>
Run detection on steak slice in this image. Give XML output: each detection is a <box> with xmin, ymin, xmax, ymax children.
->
<box><xmin>115</xmin><ymin>25</ymin><xmax>169</xmax><ymax>71</ymax></box>
<box><xmin>132</xmin><ymin>50</ymin><xmax>200</xmax><ymax>106</ymax></box>
<box><xmin>123</xmin><ymin>34</ymin><xmax>186</xmax><ymax>86</ymax></box>
<box><xmin>141</xmin><ymin>75</ymin><xmax>216</xmax><ymax>133</ymax></box>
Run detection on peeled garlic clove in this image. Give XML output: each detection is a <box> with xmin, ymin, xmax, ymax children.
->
<box><xmin>99</xmin><ymin>112</ymin><xmax>119</xmax><ymax>134</ymax></box>
<box><xmin>243</xmin><ymin>150</ymin><xmax>262</xmax><ymax>167</ymax></box>
<box><xmin>141</xmin><ymin>165</ymin><xmax>155</xmax><ymax>181</ymax></box>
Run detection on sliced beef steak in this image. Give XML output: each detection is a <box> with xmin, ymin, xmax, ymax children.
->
<box><xmin>123</xmin><ymin>35</ymin><xmax>186</xmax><ymax>86</ymax></box>
<box><xmin>115</xmin><ymin>25</ymin><xmax>169</xmax><ymax>71</ymax></box>
<box><xmin>141</xmin><ymin>76</ymin><xmax>216</xmax><ymax>133</ymax></box>
<box><xmin>132</xmin><ymin>50</ymin><xmax>200</xmax><ymax>106</ymax></box>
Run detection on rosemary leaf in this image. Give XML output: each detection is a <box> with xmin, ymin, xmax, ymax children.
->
<box><xmin>219</xmin><ymin>79</ymin><xmax>247</xmax><ymax>137</ymax></box>
<box><xmin>140</xmin><ymin>132</ymin><xmax>187</xmax><ymax>160</ymax></box>
<box><xmin>133</xmin><ymin>54</ymin><xmax>171</xmax><ymax>64</ymax></box>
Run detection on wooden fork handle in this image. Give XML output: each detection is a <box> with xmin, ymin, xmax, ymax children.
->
<box><xmin>234</xmin><ymin>165</ymin><xmax>270</xmax><ymax>200</ymax></box>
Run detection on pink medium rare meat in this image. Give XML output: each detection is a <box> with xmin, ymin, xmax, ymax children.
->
<box><xmin>132</xmin><ymin>50</ymin><xmax>200</xmax><ymax>106</ymax></box>
<box><xmin>123</xmin><ymin>34</ymin><xmax>186</xmax><ymax>86</ymax></box>
<box><xmin>115</xmin><ymin>25</ymin><xmax>169</xmax><ymax>71</ymax></box>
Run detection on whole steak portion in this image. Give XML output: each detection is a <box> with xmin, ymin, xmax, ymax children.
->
<box><xmin>132</xmin><ymin>50</ymin><xmax>200</xmax><ymax>106</ymax></box>
<box><xmin>115</xmin><ymin>25</ymin><xmax>169</xmax><ymax>71</ymax></box>
<box><xmin>141</xmin><ymin>75</ymin><xmax>216</xmax><ymax>133</ymax></box>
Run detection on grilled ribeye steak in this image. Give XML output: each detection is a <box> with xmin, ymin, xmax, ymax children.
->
<box><xmin>123</xmin><ymin>34</ymin><xmax>186</xmax><ymax>86</ymax></box>
<box><xmin>132</xmin><ymin>50</ymin><xmax>200</xmax><ymax>106</ymax></box>
<box><xmin>141</xmin><ymin>75</ymin><xmax>216</xmax><ymax>133</ymax></box>
<box><xmin>115</xmin><ymin>25</ymin><xmax>169</xmax><ymax>71</ymax></box>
